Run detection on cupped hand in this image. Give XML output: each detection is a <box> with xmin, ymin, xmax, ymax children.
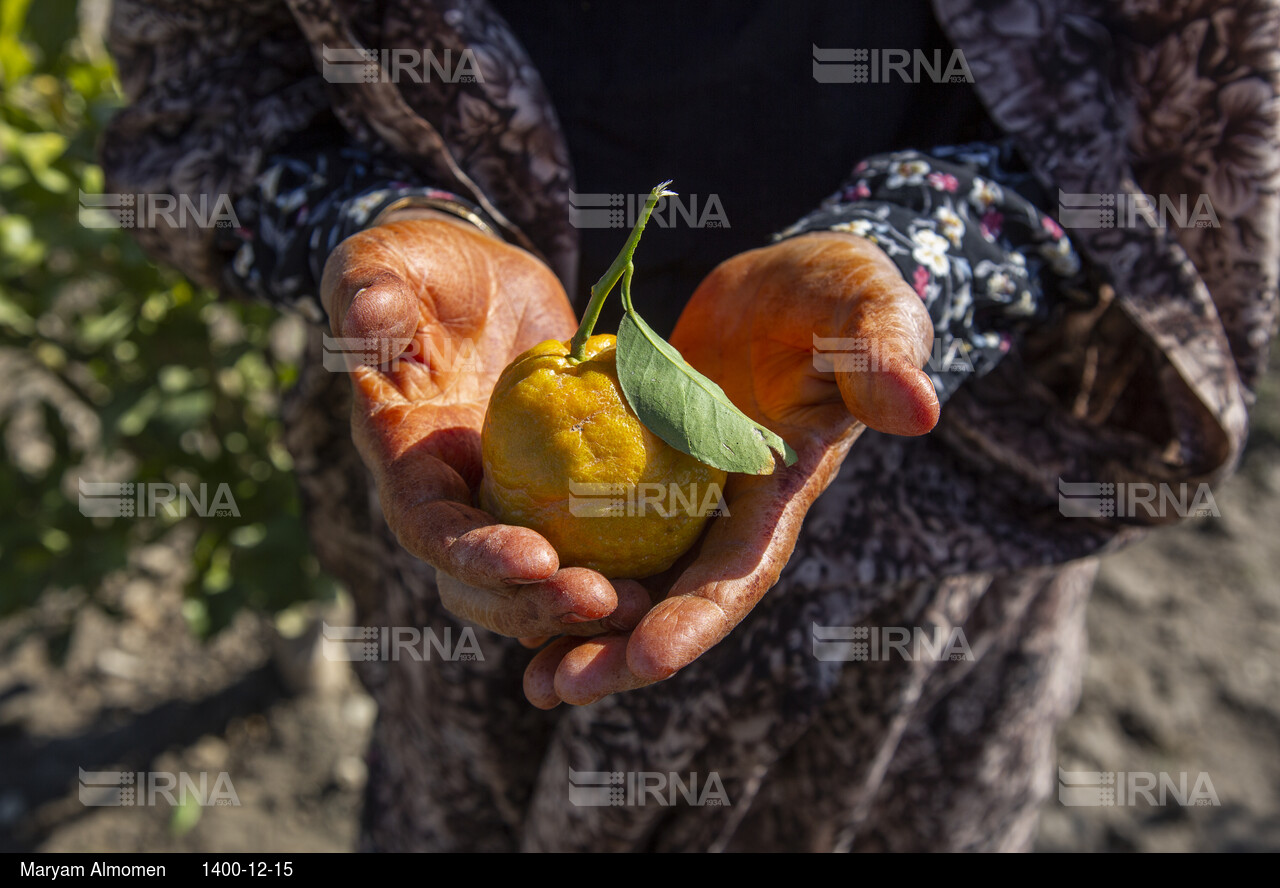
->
<box><xmin>321</xmin><ymin>215</ymin><xmax>649</xmax><ymax>639</ymax></box>
<box><xmin>522</xmin><ymin>232</ymin><xmax>940</xmax><ymax>707</ymax></box>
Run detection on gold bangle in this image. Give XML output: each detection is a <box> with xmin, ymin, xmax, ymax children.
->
<box><xmin>370</xmin><ymin>195</ymin><xmax>502</xmax><ymax>240</ymax></box>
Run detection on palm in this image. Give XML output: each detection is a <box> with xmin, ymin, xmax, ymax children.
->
<box><xmin>331</xmin><ymin>219</ymin><xmax>576</xmax><ymax>491</ymax></box>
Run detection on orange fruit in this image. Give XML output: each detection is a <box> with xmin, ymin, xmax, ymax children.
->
<box><xmin>479</xmin><ymin>334</ymin><xmax>727</xmax><ymax>578</ymax></box>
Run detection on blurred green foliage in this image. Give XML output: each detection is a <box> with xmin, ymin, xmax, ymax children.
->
<box><xmin>0</xmin><ymin>0</ymin><xmax>337</xmax><ymax>638</ymax></box>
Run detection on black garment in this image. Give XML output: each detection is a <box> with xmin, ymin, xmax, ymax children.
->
<box><xmin>492</xmin><ymin>0</ymin><xmax>997</xmax><ymax>333</ymax></box>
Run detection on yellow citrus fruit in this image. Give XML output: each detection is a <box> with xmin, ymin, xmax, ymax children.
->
<box><xmin>479</xmin><ymin>334</ymin><xmax>727</xmax><ymax>579</ymax></box>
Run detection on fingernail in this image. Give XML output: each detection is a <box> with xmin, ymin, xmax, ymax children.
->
<box><xmin>560</xmin><ymin>612</ymin><xmax>592</xmax><ymax>624</ymax></box>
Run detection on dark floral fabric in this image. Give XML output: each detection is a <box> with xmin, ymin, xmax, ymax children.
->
<box><xmin>779</xmin><ymin>146</ymin><xmax>1089</xmax><ymax>403</ymax></box>
<box><xmin>101</xmin><ymin>0</ymin><xmax>1279</xmax><ymax>853</ymax></box>
<box><xmin>214</xmin><ymin>143</ymin><xmax>487</xmax><ymax>322</ymax></box>
<box><xmin>225</xmin><ymin>139</ymin><xmax>1088</xmax><ymax>409</ymax></box>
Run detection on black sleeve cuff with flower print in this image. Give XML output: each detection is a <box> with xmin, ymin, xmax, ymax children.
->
<box><xmin>775</xmin><ymin>143</ymin><xmax>1091</xmax><ymax>405</ymax></box>
<box><xmin>215</xmin><ymin>143</ymin><xmax>492</xmax><ymax>324</ymax></box>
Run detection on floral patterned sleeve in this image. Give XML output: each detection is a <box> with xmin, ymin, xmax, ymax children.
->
<box><xmin>214</xmin><ymin>142</ymin><xmax>495</xmax><ymax>324</ymax></box>
<box><xmin>776</xmin><ymin>143</ymin><xmax>1092</xmax><ymax>404</ymax></box>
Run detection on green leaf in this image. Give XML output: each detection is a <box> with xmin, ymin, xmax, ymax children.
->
<box><xmin>169</xmin><ymin>794</ymin><xmax>202</xmax><ymax>835</ymax></box>
<box><xmin>16</xmin><ymin>131</ymin><xmax>69</xmax><ymax>192</ymax></box>
<box><xmin>616</xmin><ymin>310</ymin><xmax>796</xmax><ymax>475</ymax></box>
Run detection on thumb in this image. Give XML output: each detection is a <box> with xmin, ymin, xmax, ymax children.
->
<box><xmin>832</xmin><ymin>251</ymin><xmax>940</xmax><ymax>437</ymax></box>
<box><xmin>320</xmin><ymin>230</ymin><xmax>419</xmax><ymax>367</ymax></box>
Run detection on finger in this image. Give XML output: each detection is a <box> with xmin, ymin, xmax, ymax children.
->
<box><xmin>515</xmin><ymin>579</ymin><xmax>650</xmax><ymax>649</ymax></box>
<box><xmin>346</xmin><ymin>363</ymin><xmax>561</xmax><ymax>587</ymax></box>
<box><xmin>403</xmin><ymin>500</ymin><xmax>561</xmax><ymax>588</ymax></box>
<box><xmin>627</xmin><ymin>448</ymin><xmax>843</xmax><ymax>681</ymax></box>
<box><xmin>552</xmin><ymin>579</ymin><xmax>652</xmax><ymax>637</ymax></box>
<box><xmin>826</xmin><ymin>237</ymin><xmax>940</xmax><ymax>436</ymax></box>
<box><xmin>602</xmin><ymin>580</ymin><xmax>653</xmax><ymax>631</ymax></box>
<box><xmin>523</xmin><ymin>636</ymin><xmax>586</xmax><ymax>709</ymax></box>
<box><xmin>553</xmin><ymin>635</ymin><xmax>653</xmax><ymax>705</ymax></box>
<box><xmin>837</xmin><ymin>354</ymin><xmax>939</xmax><ymax>438</ymax></box>
<box><xmin>373</xmin><ymin>454</ymin><xmax>549</xmax><ymax>592</ymax></box>
<box><xmin>437</xmin><ymin>567</ymin><xmax>620</xmax><ymax>638</ymax></box>
<box><xmin>320</xmin><ymin>231</ymin><xmax>419</xmax><ymax>364</ymax></box>
<box><xmin>521</xmin><ymin>582</ymin><xmax>657</xmax><ymax>707</ymax></box>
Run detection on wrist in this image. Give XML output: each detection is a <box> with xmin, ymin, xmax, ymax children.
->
<box><xmin>370</xmin><ymin>194</ymin><xmax>502</xmax><ymax>240</ymax></box>
<box><xmin>377</xmin><ymin>206</ymin><xmax>482</xmax><ymax>231</ymax></box>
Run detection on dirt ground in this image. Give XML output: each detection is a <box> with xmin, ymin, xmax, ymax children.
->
<box><xmin>3</xmin><ymin>368</ymin><xmax>1277</xmax><ymax>853</ymax></box>
<box><xmin>1037</xmin><ymin>364</ymin><xmax>1280</xmax><ymax>852</ymax></box>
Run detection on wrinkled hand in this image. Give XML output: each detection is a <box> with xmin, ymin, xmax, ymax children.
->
<box><xmin>522</xmin><ymin>232</ymin><xmax>940</xmax><ymax>707</ymax></box>
<box><xmin>321</xmin><ymin>216</ymin><xmax>650</xmax><ymax>639</ymax></box>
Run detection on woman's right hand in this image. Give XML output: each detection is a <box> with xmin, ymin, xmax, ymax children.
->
<box><xmin>320</xmin><ymin>216</ymin><xmax>649</xmax><ymax>638</ymax></box>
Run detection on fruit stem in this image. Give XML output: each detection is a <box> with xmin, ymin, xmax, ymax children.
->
<box><xmin>567</xmin><ymin>181</ymin><xmax>675</xmax><ymax>362</ymax></box>
<box><xmin>620</xmin><ymin>264</ymin><xmax>636</xmax><ymax>314</ymax></box>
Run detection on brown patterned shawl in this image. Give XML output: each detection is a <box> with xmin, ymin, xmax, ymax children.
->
<box><xmin>101</xmin><ymin>0</ymin><xmax>1277</xmax><ymax>850</ymax></box>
